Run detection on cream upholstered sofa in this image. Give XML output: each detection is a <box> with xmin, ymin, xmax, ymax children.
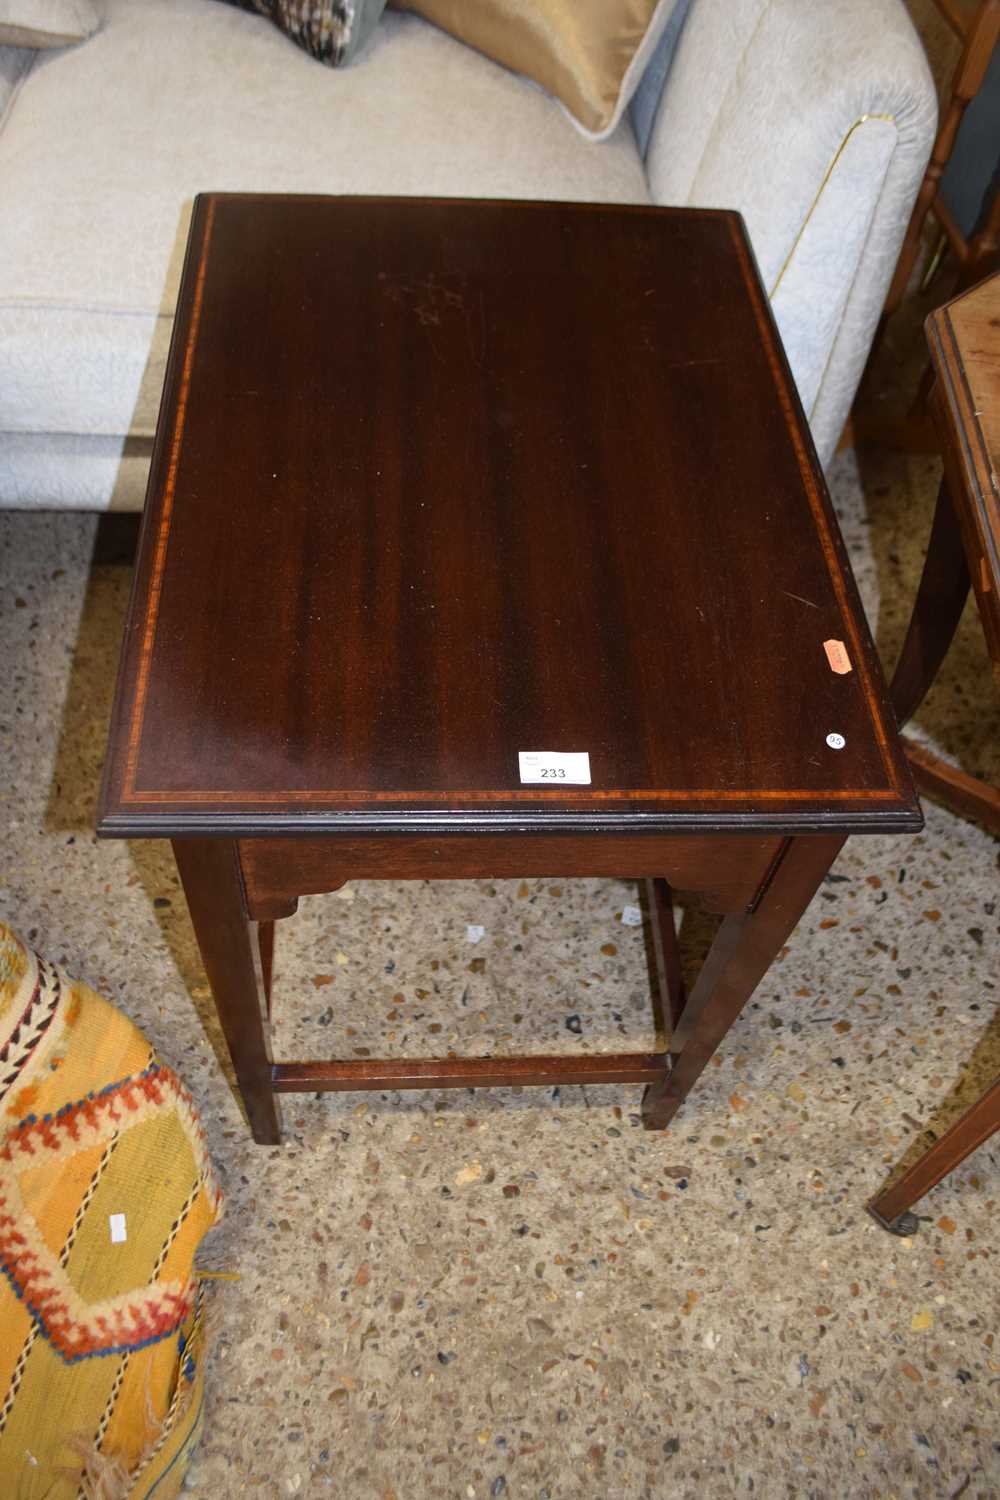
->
<box><xmin>0</xmin><ymin>0</ymin><xmax>936</xmax><ymax>510</ymax></box>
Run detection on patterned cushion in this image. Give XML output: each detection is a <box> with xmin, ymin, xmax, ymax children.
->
<box><xmin>226</xmin><ymin>0</ymin><xmax>387</xmax><ymax>65</ymax></box>
<box><xmin>0</xmin><ymin>922</ymin><xmax>223</xmax><ymax>1499</ymax></box>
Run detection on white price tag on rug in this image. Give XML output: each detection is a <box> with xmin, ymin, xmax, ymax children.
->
<box><xmin>518</xmin><ymin>751</ymin><xmax>591</xmax><ymax>785</ymax></box>
<box><xmin>109</xmin><ymin>1213</ymin><xmax>127</xmax><ymax>1244</ymax></box>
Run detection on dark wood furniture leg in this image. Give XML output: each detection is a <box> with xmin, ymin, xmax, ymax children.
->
<box><xmin>646</xmin><ymin>878</ymin><xmax>687</xmax><ymax>1035</ymax></box>
<box><xmin>172</xmin><ymin>838</ymin><xmax>283</xmax><ymax>1145</ymax></box>
<box><xmin>868</xmin><ymin>1076</ymin><xmax>1000</xmax><ymax>1236</ymax></box>
<box><xmin>233</xmin><ymin>836</ymin><xmax>802</xmax><ymax>1134</ymax></box>
<box><xmin>642</xmin><ymin>835</ymin><xmax>845</xmax><ymax>1130</ymax></box>
<box><xmin>258</xmin><ymin>920</ymin><xmax>275</xmax><ymax>1015</ymax></box>
<box><xmin>890</xmin><ymin>476</ymin><xmax>970</xmax><ymax>728</ymax></box>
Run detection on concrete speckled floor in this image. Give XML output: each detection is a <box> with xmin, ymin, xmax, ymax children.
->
<box><xmin>1</xmin><ymin>440</ymin><xmax>999</xmax><ymax>1498</ymax></box>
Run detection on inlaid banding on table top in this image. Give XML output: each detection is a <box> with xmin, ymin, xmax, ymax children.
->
<box><xmin>119</xmin><ymin>785</ymin><xmax>902</xmax><ymax>805</ymax></box>
<box><xmin>722</xmin><ymin>216</ymin><xmax>903</xmax><ymax>801</ymax></box>
<box><xmin>123</xmin><ymin>195</ymin><xmax>216</xmax><ymax>800</ymax></box>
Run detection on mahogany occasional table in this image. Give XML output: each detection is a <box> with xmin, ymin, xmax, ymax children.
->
<box><xmin>98</xmin><ymin>194</ymin><xmax>920</xmax><ymax>1146</ymax></box>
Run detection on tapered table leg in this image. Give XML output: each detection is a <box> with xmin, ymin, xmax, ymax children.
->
<box><xmin>890</xmin><ymin>477</ymin><xmax>970</xmax><ymax>728</ymax></box>
<box><xmin>173</xmin><ymin>838</ymin><xmax>283</xmax><ymax>1145</ymax></box>
<box><xmin>868</xmin><ymin>1075</ymin><xmax>1000</xmax><ymax>1234</ymax></box>
<box><xmin>258</xmin><ymin>921</ymin><xmax>275</xmax><ymax>1014</ymax></box>
<box><xmin>642</xmin><ymin>835</ymin><xmax>845</xmax><ymax>1130</ymax></box>
<box><xmin>646</xmin><ymin>878</ymin><xmax>686</xmax><ymax>1035</ymax></box>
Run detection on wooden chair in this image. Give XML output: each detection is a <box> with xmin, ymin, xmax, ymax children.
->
<box><xmin>848</xmin><ymin>1</ymin><xmax>1000</xmax><ymax>452</ymax></box>
<box><xmin>884</xmin><ymin>0</ymin><xmax>1000</xmax><ymax>317</ymax></box>
<box><xmin>868</xmin><ymin>270</ymin><xmax>1000</xmax><ymax>1232</ymax></box>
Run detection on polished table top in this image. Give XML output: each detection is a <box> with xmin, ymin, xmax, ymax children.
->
<box><xmin>98</xmin><ymin>194</ymin><xmax>918</xmax><ymax>839</ymax></box>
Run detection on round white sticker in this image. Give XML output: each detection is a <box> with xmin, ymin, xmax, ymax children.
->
<box><xmin>826</xmin><ymin>732</ymin><xmax>846</xmax><ymax>750</ymax></box>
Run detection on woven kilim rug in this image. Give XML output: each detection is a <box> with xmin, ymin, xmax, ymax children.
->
<box><xmin>0</xmin><ymin>921</ymin><xmax>223</xmax><ymax>1499</ymax></box>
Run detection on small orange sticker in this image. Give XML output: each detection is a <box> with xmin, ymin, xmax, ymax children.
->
<box><xmin>823</xmin><ymin>639</ymin><xmax>852</xmax><ymax>675</ymax></box>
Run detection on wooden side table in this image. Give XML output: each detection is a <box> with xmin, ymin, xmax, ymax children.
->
<box><xmin>868</xmin><ymin>270</ymin><xmax>1000</xmax><ymax>1233</ymax></box>
<box><xmin>98</xmin><ymin>195</ymin><xmax>920</xmax><ymax>1145</ymax></box>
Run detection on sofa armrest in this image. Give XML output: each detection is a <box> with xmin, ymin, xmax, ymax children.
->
<box><xmin>644</xmin><ymin>0</ymin><xmax>936</xmax><ymax>466</ymax></box>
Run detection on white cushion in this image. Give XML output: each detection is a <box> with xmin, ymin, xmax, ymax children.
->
<box><xmin>644</xmin><ymin>0</ymin><xmax>935</xmax><ymax>466</ymax></box>
<box><xmin>0</xmin><ymin>0</ymin><xmax>648</xmax><ymax>440</ymax></box>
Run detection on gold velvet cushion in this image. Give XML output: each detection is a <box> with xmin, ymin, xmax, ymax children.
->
<box><xmin>390</xmin><ymin>0</ymin><xmax>683</xmax><ymax>140</ymax></box>
<box><xmin>0</xmin><ymin>0</ymin><xmax>97</xmax><ymax>48</ymax></box>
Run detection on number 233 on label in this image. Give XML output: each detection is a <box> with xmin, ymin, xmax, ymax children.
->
<box><xmin>518</xmin><ymin>751</ymin><xmax>591</xmax><ymax>785</ymax></box>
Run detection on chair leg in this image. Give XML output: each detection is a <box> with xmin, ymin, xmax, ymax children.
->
<box><xmin>889</xmin><ymin>476</ymin><xmax>970</xmax><ymax>728</ymax></box>
<box><xmin>868</xmin><ymin>1076</ymin><xmax>1000</xmax><ymax>1235</ymax></box>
